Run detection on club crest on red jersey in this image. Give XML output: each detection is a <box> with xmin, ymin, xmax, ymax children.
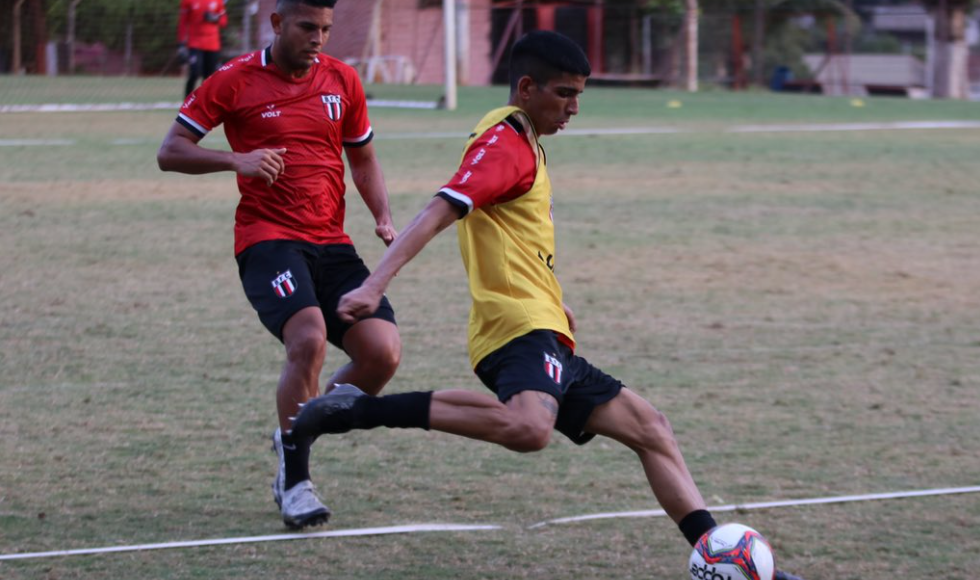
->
<box><xmin>544</xmin><ymin>352</ymin><xmax>563</xmax><ymax>384</ymax></box>
<box><xmin>322</xmin><ymin>94</ymin><xmax>343</xmax><ymax>121</ymax></box>
<box><xmin>271</xmin><ymin>270</ymin><xmax>296</xmax><ymax>298</ymax></box>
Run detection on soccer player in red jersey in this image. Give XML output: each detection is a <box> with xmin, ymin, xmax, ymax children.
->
<box><xmin>157</xmin><ymin>0</ymin><xmax>401</xmax><ymax>530</ymax></box>
<box><xmin>177</xmin><ymin>0</ymin><xmax>228</xmax><ymax>97</ymax></box>
<box><xmin>291</xmin><ymin>30</ymin><xmax>804</xmax><ymax>580</ymax></box>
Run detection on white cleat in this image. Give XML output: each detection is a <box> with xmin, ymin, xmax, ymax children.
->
<box><xmin>271</xmin><ymin>428</ymin><xmax>330</xmax><ymax>529</ymax></box>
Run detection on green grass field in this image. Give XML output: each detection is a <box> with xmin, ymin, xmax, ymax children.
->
<box><xmin>1</xmin><ymin>79</ymin><xmax>979</xmax><ymax>579</ymax></box>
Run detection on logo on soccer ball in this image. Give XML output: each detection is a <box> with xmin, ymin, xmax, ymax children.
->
<box><xmin>271</xmin><ymin>270</ymin><xmax>296</xmax><ymax>298</ymax></box>
<box><xmin>322</xmin><ymin>94</ymin><xmax>343</xmax><ymax>121</ymax></box>
<box><xmin>689</xmin><ymin>524</ymin><xmax>775</xmax><ymax>580</ymax></box>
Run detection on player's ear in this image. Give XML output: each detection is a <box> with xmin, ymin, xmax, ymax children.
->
<box><xmin>516</xmin><ymin>76</ymin><xmax>535</xmax><ymax>102</ymax></box>
<box><xmin>270</xmin><ymin>11</ymin><xmax>283</xmax><ymax>34</ymax></box>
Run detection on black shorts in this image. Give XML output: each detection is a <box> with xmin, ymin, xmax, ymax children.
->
<box><xmin>474</xmin><ymin>330</ymin><xmax>623</xmax><ymax>445</ymax></box>
<box><xmin>236</xmin><ymin>240</ymin><xmax>396</xmax><ymax>348</ymax></box>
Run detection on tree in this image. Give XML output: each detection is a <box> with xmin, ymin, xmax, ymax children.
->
<box><xmin>921</xmin><ymin>0</ymin><xmax>972</xmax><ymax>98</ymax></box>
<box><xmin>684</xmin><ymin>0</ymin><xmax>699</xmax><ymax>90</ymax></box>
<box><xmin>46</xmin><ymin>0</ymin><xmax>184</xmax><ymax>73</ymax></box>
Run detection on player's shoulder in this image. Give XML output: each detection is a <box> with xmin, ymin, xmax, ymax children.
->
<box><xmin>315</xmin><ymin>54</ymin><xmax>364</xmax><ymax>84</ymax></box>
<box><xmin>223</xmin><ymin>48</ymin><xmax>270</xmax><ymax>76</ymax></box>
<box><xmin>317</xmin><ymin>53</ymin><xmax>356</xmax><ymax>73</ymax></box>
<box><xmin>210</xmin><ymin>49</ymin><xmax>266</xmax><ymax>81</ymax></box>
<box><xmin>474</xmin><ymin>117</ymin><xmax>531</xmax><ymax>150</ymax></box>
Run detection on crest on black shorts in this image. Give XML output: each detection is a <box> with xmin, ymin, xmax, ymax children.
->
<box><xmin>322</xmin><ymin>94</ymin><xmax>342</xmax><ymax>121</ymax></box>
<box><xmin>544</xmin><ymin>352</ymin><xmax>563</xmax><ymax>384</ymax></box>
<box><xmin>271</xmin><ymin>270</ymin><xmax>296</xmax><ymax>298</ymax></box>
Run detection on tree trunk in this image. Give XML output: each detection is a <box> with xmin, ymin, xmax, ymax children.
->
<box><xmin>752</xmin><ymin>0</ymin><xmax>765</xmax><ymax>86</ymax></box>
<box><xmin>931</xmin><ymin>3</ymin><xmax>968</xmax><ymax>99</ymax></box>
<box><xmin>31</xmin><ymin>0</ymin><xmax>46</xmax><ymax>74</ymax></box>
<box><xmin>12</xmin><ymin>0</ymin><xmax>26</xmax><ymax>74</ymax></box>
<box><xmin>67</xmin><ymin>0</ymin><xmax>82</xmax><ymax>73</ymax></box>
<box><xmin>684</xmin><ymin>0</ymin><xmax>698</xmax><ymax>92</ymax></box>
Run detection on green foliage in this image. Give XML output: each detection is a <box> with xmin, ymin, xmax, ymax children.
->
<box><xmin>642</xmin><ymin>0</ymin><xmax>688</xmax><ymax>18</ymax></box>
<box><xmin>853</xmin><ymin>31</ymin><xmax>904</xmax><ymax>54</ymax></box>
<box><xmin>45</xmin><ymin>0</ymin><xmax>180</xmax><ymax>72</ymax></box>
<box><xmin>44</xmin><ymin>0</ymin><xmax>244</xmax><ymax>73</ymax></box>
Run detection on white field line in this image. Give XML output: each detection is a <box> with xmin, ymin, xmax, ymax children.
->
<box><xmin>528</xmin><ymin>485</ymin><xmax>980</xmax><ymax>528</ymax></box>
<box><xmin>727</xmin><ymin>120</ymin><xmax>980</xmax><ymax>133</ymax></box>
<box><xmin>0</xmin><ymin>102</ymin><xmax>182</xmax><ymax>113</ymax></box>
<box><xmin>0</xmin><ymin>523</ymin><xmax>501</xmax><ymax>561</ymax></box>
<box><xmin>0</xmin><ymin>139</ymin><xmax>74</xmax><ymax>146</ymax></box>
<box><xmin>1</xmin><ymin>486</ymin><xmax>978</xmax><ymax>561</ymax></box>
<box><xmin>0</xmin><ymin>99</ymin><xmax>436</xmax><ymax>114</ymax></box>
<box><xmin>1</xmin><ymin>120</ymin><xmax>977</xmax><ymax>147</ymax></box>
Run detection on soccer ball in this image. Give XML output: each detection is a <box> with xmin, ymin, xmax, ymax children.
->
<box><xmin>688</xmin><ymin>523</ymin><xmax>775</xmax><ymax>580</ymax></box>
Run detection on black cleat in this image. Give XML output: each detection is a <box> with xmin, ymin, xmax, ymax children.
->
<box><xmin>775</xmin><ymin>570</ymin><xmax>805</xmax><ymax>580</ymax></box>
<box><xmin>290</xmin><ymin>383</ymin><xmax>367</xmax><ymax>438</ymax></box>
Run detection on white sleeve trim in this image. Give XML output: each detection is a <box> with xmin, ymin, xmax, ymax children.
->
<box><xmin>178</xmin><ymin>112</ymin><xmax>209</xmax><ymax>135</ymax></box>
<box><xmin>343</xmin><ymin>126</ymin><xmax>373</xmax><ymax>145</ymax></box>
<box><xmin>438</xmin><ymin>187</ymin><xmax>474</xmax><ymax>215</ymax></box>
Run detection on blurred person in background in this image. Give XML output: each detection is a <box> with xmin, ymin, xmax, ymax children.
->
<box><xmin>178</xmin><ymin>0</ymin><xmax>228</xmax><ymax>97</ymax></box>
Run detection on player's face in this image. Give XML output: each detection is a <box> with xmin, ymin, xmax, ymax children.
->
<box><xmin>521</xmin><ymin>73</ymin><xmax>586</xmax><ymax>136</ymax></box>
<box><xmin>271</xmin><ymin>4</ymin><xmax>333</xmax><ymax>75</ymax></box>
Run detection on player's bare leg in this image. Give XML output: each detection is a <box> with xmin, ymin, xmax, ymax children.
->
<box><xmin>291</xmin><ymin>386</ymin><xmax>558</xmax><ymax>454</ymax></box>
<box><xmin>430</xmin><ymin>390</ymin><xmax>557</xmax><ymax>452</ymax></box>
<box><xmin>583</xmin><ymin>387</ymin><xmax>706</xmax><ymax>523</ymax></box>
<box><xmin>272</xmin><ymin>306</ymin><xmax>330</xmax><ymax>529</ymax></box>
<box><xmin>325</xmin><ymin>318</ymin><xmax>401</xmax><ymax>396</ymax></box>
<box><xmin>278</xmin><ymin>307</ymin><xmax>327</xmax><ymax>430</ymax></box>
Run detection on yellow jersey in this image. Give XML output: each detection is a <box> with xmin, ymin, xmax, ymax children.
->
<box><xmin>437</xmin><ymin>106</ymin><xmax>574</xmax><ymax>368</ymax></box>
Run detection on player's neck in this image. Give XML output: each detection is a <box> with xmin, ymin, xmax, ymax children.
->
<box><xmin>270</xmin><ymin>44</ymin><xmax>313</xmax><ymax>79</ymax></box>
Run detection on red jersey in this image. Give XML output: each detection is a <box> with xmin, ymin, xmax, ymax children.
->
<box><xmin>177</xmin><ymin>0</ymin><xmax>227</xmax><ymax>52</ymax></box>
<box><xmin>176</xmin><ymin>47</ymin><xmax>375</xmax><ymax>255</ymax></box>
<box><xmin>437</xmin><ymin>117</ymin><xmax>537</xmax><ymax>214</ymax></box>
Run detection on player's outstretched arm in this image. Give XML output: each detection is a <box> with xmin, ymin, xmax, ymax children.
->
<box><xmin>338</xmin><ymin>196</ymin><xmax>460</xmax><ymax>323</ymax></box>
<box><xmin>345</xmin><ymin>142</ymin><xmax>396</xmax><ymax>246</ymax></box>
<box><xmin>157</xmin><ymin>122</ymin><xmax>286</xmax><ymax>186</ymax></box>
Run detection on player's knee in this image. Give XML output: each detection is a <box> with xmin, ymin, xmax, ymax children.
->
<box><xmin>352</xmin><ymin>340</ymin><xmax>401</xmax><ymax>388</ymax></box>
<box><xmin>502</xmin><ymin>419</ymin><xmax>552</xmax><ymax>453</ymax></box>
<box><xmin>286</xmin><ymin>330</ymin><xmax>326</xmax><ymax>366</ymax></box>
<box><xmin>636</xmin><ymin>407</ymin><xmax>678</xmax><ymax>453</ymax></box>
<box><xmin>372</xmin><ymin>340</ymin><xmax>401</xmax><ymax>376</ymax></box>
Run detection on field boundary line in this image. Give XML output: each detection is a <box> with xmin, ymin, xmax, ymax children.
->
<box><xmin>0</xmin><ymin>99</ymin><xmax>436</xmax><ymax>114</ymax></box>
<box><xmin>2</xmin><ymin>120</ymin><xmax>978</xmax><ymax>148</ymax></box>
<box><xmin>726</xmin><ymin>120</ymin><xmax>980</xmax><ymax>133</ymax></box>
<box><xmin>0</xmin><ymin>523</ymin><xmax>501</xmax><ymax>562</ymax></box>
<box><xmin>529</xmin><ymin>485</ymin><xmax>980</xmax><ymax>528</ymax></box>
<box><xmin>2</xmin><ymin>486</ymin><xmax>978</xmax><ymax>561</ymax></box>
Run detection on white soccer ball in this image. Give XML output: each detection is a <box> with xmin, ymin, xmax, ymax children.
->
<box><xmin>688</xmin><ymin>523</ymin><xmax>776</xmax><ymax>580</ymax></box>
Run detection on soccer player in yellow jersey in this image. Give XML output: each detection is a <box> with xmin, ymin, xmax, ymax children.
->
<box><xmin>292</xmin><ymin>30</ymin><xmax>802</xmax><ymax>580</ymax></box>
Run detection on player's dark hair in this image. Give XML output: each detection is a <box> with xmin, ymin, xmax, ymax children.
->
<box><xmin>276</xmin><ymin>0</ymin><xmax>338</xmax><ymax>12</ymax></box>
<box><xmin>509</xmin><ymin>30</ymin><xmax>591</xmax><ymax>92</ymax></box>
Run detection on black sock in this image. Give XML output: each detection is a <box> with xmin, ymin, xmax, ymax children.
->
<box><xmin>280</xmin><ymin>432</ymin><xmax>312</xmax><ymax>490</ymax></box>
<box><xmin>679</xmin><ymin>509</ymin><xmax>718</xmax><ymax>547</ymax></box>
<box><xmin>357</xmin><ymin>391</ymin><xmax>432</xmax><ymax>430</ymax></box>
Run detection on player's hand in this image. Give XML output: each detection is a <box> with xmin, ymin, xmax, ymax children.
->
<box><xmin>563</xmin><ymin>302</ymin><xmax>577</xmax><ymax>334</ymax></box>
<box><xmin>375</xmin><ymin>222</ymin><xmax>397</xmax><ymax>246</ymax></box>
<box><xmin>337</xmin><ymin>286</ymin><xmax>383</xmax><ymax>324</ymax></box>
<box><xmin>176</xmin><ymin>43</ymin><xmax>189</xmax><ymax>64</ymax></box>
<box><xmin>234</xmin><ymin>148</ymin><xmax>286</xmax><ymax>186</ymax></box>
